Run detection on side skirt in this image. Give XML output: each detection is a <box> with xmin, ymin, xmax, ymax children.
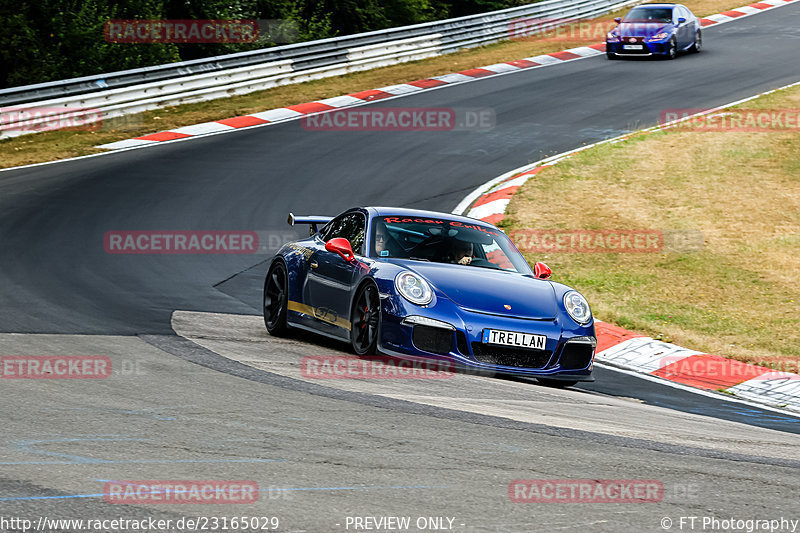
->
<box><xmin>287</xmin><ymin>318</ymin><xmax>351</xmax><ymax>343</ymax></box>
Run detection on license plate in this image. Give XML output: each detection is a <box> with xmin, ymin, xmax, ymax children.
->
<box><xmin>482</xmin><ymin>329</ymin><xmax>546</xmax><ymax>350</ymax></box>
<box><xmin>623</xmin><ymin>44</ymin><xmax>643</xmax><ymax>50</ymax></box>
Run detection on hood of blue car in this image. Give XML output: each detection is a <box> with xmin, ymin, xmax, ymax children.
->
<box><xmin>403</xmin><ymin>262</ymin><xmax>558</xmax><ymax>320</ymax></box>
<box><xmin>617</xmin><ymin>22</ymin><xmax>671</xmax><ymax>37</ymax></box>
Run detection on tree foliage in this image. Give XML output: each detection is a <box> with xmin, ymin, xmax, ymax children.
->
<box><xmin>0</xmin><ymin>0</ymin><xmax>530</xmax><ymax>89</ymax></box>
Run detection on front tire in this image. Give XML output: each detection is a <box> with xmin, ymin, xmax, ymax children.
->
<box><xmin>350</xmin><ymin>282</ymin><xmax>380</xmax><ymax>355</ymax></box>
<box><xmin>665</xmin><ymin>37</ymin><xmax>677</xmax><ymax>60</ymax></box>
<box><xmin>263</xmin><ymin>260</ymin><xmax>289</xmax><ymax>336</ymax></box>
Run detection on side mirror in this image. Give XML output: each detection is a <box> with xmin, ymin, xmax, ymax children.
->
<box><xmin>325</xmin><ymin>237</ymin><xmax>355</xmax><ymax>262</ymax></box>
<box><xmin>534</xmin><ymin>262</ymin><xmax>552</xmax><ymax>280</ymax></box>
<box><xmin>678</xmin><ymin>17</ymin><xmax>686</xmax><ymax>23</ymax></box>
<box><xmin>614</xmin><ymin>17</ymin><xmax>621</xmax><ymax>23</ymax></box>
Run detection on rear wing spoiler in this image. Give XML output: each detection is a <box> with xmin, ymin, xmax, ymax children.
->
<box><xmin>287</xmin><ymin>213</ymin><xmax>333</xmax><ymax>234</ymax></box>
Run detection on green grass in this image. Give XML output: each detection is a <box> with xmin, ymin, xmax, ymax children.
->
<box><xmin>506</xmin><ymin>83</ymin><xmax>800</xmax><ymax>367</ymax></box>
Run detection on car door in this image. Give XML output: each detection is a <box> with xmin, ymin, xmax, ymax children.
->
<box><xmin>675</xmin><ymin>6</ymin><xmax>691</xmax><ymax>48</ymax></box>
<box><xmin>685</xmin><ymin>6</ymin><xmax>699</xmax><ymax>44</ymax></box>
<box><xmin>304</xmin><ymin>211</ymin><xmax>366</xmax><ymax>336</ymax></box>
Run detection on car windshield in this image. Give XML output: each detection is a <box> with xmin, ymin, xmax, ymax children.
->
<box><xmin>369</xmin><ymin>215</ymin><xmax>531</xmax><ymax>274</ymax></box>
<box><xmin>623</xmin><ymin>7</ymin><xmax>673</xmax><ymax>22</ymax></box>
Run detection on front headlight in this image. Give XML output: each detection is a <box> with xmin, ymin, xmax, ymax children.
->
<box><xmin>607</xmin><ymin>32</ymin><xmax>620</xmax><ymax>42</ymax></box>
<box><xmin>648</xmin><ymin>32</ymin><xmax>669</xmax><ymax>41</ymax></box>
<box><xmin>395</xmin><ymin>271</ymin><xmax>433</xmax><ymax>306</ymax></box>
<box><xmin>563</xmin><ymin>291</ymin><xmax>592</xmax><ymax>325</ymax></box>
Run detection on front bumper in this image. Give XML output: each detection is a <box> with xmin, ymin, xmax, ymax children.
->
<box><xmin>606</xmin><ymin>40</ymin><xmax>671</xmax><ymax>56</ymax></box>
<box><xmin>377</xmin><ymin>292</ymin><xmax>595</xmax><ymax>380</ymax></box>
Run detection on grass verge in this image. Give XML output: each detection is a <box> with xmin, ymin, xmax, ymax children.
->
<box><xmin>503</xmin><ymin>83</ymin><xmax>800</xmax><ymax>371</ymax></box>
<box><xmin>1</xmin><ymin>0</ymin><xmax>750</xmax><ymax>169</ymax></box>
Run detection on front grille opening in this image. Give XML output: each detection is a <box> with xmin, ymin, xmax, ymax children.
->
<box><xmin>471</xmin><ymin>343</ymin><xmax>552</xmax><ymax>369</ymax></box>
<box><xmin>618</xmin><ymin>38</ymin><xmax>650</xmax><ymax>54</ymax></box>
<box><xmin>412</xmin><ymin>325</ymin><xmax>453</xmax><ymax>355</ymax></box>
<box><xmin>559</xmin><ymin>343</ymin><xmax>594</xmax><ymax>370</ymax></box>
<box><xmin>456</xmin><ymin>331</ymin><xmax>469</xmax><ymax>355</ymax></box>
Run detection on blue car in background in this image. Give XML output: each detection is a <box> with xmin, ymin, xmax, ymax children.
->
<box><xmin>263</xmin><ymin>207</ymin><xmax>596</xmax><ymax>386</ymax></box>
<box><xmin>606</xmin><ymin>3</ymin><xmax>702</xmax><ymax>59</ymax></box>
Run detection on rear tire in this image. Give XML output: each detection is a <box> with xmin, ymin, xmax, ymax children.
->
<box><xmin>606</xmin><ymin>52</ymin><xmax>618</xmax><ymax>60</ymax></box>
<box><xmin>263</xmin><ymin>260</ymin><xmax>289</xmax><ymax>336</ymax></box>
<box><xmin>690</xmin><ymin>30</ymin><xmax>702</xmax><ymax>53</ymax></box>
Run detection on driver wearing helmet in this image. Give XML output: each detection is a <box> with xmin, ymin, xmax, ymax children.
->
<box><xmin>449</xmin><ymin>238</ymin><xmax>473</xmax><ymax>265</ymax></box>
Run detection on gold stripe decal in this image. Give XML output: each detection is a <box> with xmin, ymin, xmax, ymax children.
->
<box><xmin>288</xmin><ymin>300</ymin><xmax>351</xmax><ymax>331</ymax></box>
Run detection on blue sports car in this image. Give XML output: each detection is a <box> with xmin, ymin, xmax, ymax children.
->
<box><xmin>606</xmin><ymin>3</ymin><xmax>702</xmax><ymax>59</ymax></box>
<box><xmin>263</xmin><ymin>207</ymin><xmax>596</xmax><ymax>386</ymax></box>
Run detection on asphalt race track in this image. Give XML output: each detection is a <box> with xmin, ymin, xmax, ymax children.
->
<box><xmin>1</xmin><ymin>4</ymin><xmax>799</xmax><ymax>532</ymax></box>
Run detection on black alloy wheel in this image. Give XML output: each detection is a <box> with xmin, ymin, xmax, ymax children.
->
<box><xmin>264</xmin><ymin>261</ymin><xmax>289</xmax><ymax>336</ymax></box>
<box><xmin>351</xmin><ymin>283</ymin><xmax>380</xmax><ymax>355</ymax></box>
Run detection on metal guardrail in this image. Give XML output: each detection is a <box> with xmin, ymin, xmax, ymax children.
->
<box><xmin>0</xmin><ymin>0</ymin><xmax>639</xmax><ymax>138</ymax></box>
